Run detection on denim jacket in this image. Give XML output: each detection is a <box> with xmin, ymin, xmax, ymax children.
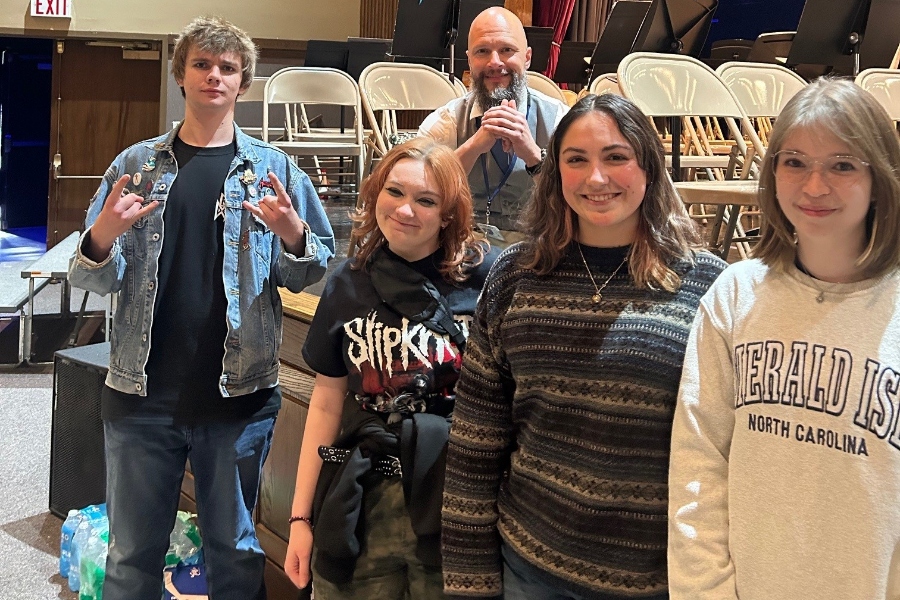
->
<box><xmin>68</xmin><ymin>123</ymin><xmax>335</xmax><ymax>397</ymax></box>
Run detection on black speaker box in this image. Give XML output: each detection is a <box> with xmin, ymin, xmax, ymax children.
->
<box><xmin>0</xmin><ymin>312</ymin><xmax>106</xmax><ymax>365</ymax></box>
<box><xmin>49</xmin><ymin>342</ymin><xmax>110</xmax><ymax>518</ymax></box>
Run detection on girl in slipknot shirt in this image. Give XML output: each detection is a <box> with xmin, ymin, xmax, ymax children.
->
<box><xmin>285</xmin><ymin>137</ymin><xmax>496</xmax><ymax>599</ymax></box>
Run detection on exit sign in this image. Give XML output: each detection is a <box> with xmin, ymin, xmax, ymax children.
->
<box><xmin>31</xmin><ymin>0</ymin><xmax>71</xmax><ymax>17</ymax></box>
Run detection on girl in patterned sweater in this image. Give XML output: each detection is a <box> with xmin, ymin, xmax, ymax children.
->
<box><xmin>442</xmin><ymin>93</ymin><xmax>726</xmax><ymax>599</ymax></box>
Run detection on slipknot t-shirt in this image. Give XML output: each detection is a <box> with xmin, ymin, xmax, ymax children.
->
<box><xmin>302</xmin><ymin>247</ymin><xmax>493</xmax><ymax>402</ymax></box>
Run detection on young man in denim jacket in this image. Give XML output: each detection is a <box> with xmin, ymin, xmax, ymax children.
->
<box><xmin>67</xmin><ymin>16</ymin><xmax>334</xmax><ymax>600</ymax></box>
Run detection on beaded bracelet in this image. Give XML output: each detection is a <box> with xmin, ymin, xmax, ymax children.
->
<box><xmin>288</xmin><ymin>515</ymin><xmax>314</xmax><ymax>530</ymax></box>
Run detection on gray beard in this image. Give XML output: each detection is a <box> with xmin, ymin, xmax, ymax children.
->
<box><xmin>472</xmin><ymin>70</ymin><xmax>527</xmax><ymax>110</ymax></box>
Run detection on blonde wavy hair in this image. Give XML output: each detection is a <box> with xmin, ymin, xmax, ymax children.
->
<box><xmin>172</xmin><ymin>16</ymin><xmax>257</xmax><ymax>92</ymax></box>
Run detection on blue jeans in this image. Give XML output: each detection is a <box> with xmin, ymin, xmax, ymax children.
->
<box><xmin>502</xmin><ymin>543</ymin><xmax>589</xmax><ymax>600</ymax></box>
<box><xmin>102</xmin><ymin>415</ymin><xmax>276</xmax><ymax>600</ymax></box>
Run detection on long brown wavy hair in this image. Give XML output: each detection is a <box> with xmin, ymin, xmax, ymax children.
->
<box><xmin>519</xmin><ymin>94</ymin><xmax>703</xmax><ymax>292</ymax></box>
<box><xmin>352</xmin><ymin>138</ymin><xmax>487</xmax><ymax>282</ymax></box>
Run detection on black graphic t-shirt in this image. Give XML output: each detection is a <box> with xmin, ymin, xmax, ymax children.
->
<box><xmin>302</xmin><ymin>247</ymin><xmax>493</xmax><ymax>403</ymax></box>
<box><xmin>102</xmin><ymin>137</ymin><xmax>277</xmax><ymax>424</ymax></box>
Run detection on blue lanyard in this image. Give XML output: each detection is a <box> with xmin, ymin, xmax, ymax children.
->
<box><xmin>475</xmin><ymin>97</ymin><xmax>531</xmax><ymax>224</ymax></box>
<box><xmin>479</xmin><ymin>149</ymin><xmax>516</xmax><ymax>225</ymax></box>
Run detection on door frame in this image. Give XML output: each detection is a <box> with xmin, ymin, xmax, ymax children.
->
<box><xmin>46</xmin><ymin>35</ymin><xmax>167</xmax><ymax>248</ymax></box>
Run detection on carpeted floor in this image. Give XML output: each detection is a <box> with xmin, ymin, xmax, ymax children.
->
<box><xmin>0</xmin><ymin>256</ymin><xmax>101</xmax><ymax>600</ymax></box>
<box><xmin>0</xmin><ymin>369</ymin><xmax>77</xmax><ymax>600</ymax></box>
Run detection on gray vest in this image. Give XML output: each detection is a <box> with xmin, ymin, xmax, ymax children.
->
<box><xmin>456</xmin><ymin>91</ymin><xmax>563</xmax><ymax>232</ymax></box>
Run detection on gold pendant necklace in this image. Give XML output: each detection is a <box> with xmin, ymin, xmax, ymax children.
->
<box><xmin>577</xmin><ymin>243</ymin><xmax>628</xmax><ymax>303</ymax></box>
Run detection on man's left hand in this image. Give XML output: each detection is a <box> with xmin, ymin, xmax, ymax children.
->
<box><xmin>480</xmin><ymin>99</ymin><xmax>542</xmax><ymax>167</ymax></box>
<box><xmin>242</xmin><ymin>172</ymin><xmax>307</xmax><ymax>255</ymax></box>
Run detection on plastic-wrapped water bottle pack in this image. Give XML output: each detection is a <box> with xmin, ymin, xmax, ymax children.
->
<box><xmin>60</xmin><ymin>505</ymin><xmax>208</xmax><ymax>599</ymax></box>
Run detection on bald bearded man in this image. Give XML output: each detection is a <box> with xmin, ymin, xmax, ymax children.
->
<box><xmin>418</xmin><ymin>7</ymin><xmax>568</xmax><ymax>245</ymax></box>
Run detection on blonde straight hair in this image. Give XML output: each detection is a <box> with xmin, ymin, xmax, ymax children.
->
<box><xmin>754</xmin><ymin>78</ymin><xmax>900</xmax><ymax>278</ymax></box>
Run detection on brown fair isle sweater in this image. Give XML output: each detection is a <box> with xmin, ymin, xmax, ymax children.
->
<box><xmin>442</xmin><ymin>243</ymin><xmax>727</xmax><ymax>599</ymax></box>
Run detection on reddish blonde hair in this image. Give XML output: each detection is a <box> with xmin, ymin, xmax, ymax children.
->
<box><xmin>352</xmin><ymin>138</ymin><xmax>487</xmax><ymax>282</ymax></box>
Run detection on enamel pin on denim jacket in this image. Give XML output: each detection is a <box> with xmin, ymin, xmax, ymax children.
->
<box><xmin>68</xmin><ymin>123</ymin><xmax>336</xmax><ymax>397</ymax></box>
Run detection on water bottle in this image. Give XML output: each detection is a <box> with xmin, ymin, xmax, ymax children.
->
<box><xmin>68</xmin><ymin>519</ymin><xmax>91</xmax><ymax>591</ymax></box>
<box><xmin>60</xmin><ymin>509</ymin><xmax>83</xmax><ymax>577</ymax></box>
<box><xmin>78</xmin><ymin>527</ymin><xmax>109</xmax><ymax>600</ymax></box>
<box><xmin>165</xmin><ymin>511</ymin><xmax>203</xmax><ymax>567</ymax></box>
<box><xmin>68</xmin><ymin>505</ymin><xmax>108</xmax><ymax>592</ymax></box>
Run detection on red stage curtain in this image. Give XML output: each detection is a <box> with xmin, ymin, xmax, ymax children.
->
<box><xmin>534</xmin><ymin>0</ymin><xmax>578</xmax><ymax>79</ymax></box>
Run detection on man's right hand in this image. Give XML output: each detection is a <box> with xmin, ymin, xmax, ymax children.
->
<box><xmin>455</xmin><ymin>121</ymin><xmax>502</xmax><ymax>172</ymax></box>
<box><xmin>86</xmin><ymin>174</ymin><xmax>159</xmax><ymax>262</ymax></box>
<box><xmin>285</xmin><ymin>522</ymin><xmax>315</xmax><ymax>589</ymax></box>
<box><xmin>469</xmin><ymin>121</ymin><xmax>503</xmax><ymax>155</ymax></box>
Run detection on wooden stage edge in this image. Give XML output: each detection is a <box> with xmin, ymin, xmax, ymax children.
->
<box><xmin>279</xmin><ymin>289</ymin><xmax>319</xmax><ymax>323</ymax></box>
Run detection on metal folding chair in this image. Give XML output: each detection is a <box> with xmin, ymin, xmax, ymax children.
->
<box><xmin>618</xmin><ymin>52</ymin><xmax>767</xmax><ymax>259</ymax></box>
<box><xmin>237</xmin><ymin>77</ymin><xmax>268</xmax><ymax>103</ymax></box>
<box><xmin>358</xmin><ymin>61</ymin><xmax>461</xmax><ymax>159</ymax></box>
<box><xmin>527</xmin><ymin>71</ymin><xmax>568</xmax><ymax>105</ymax></box>
<box><xmin>587</xmin><ymin>72</ymin><xmax>622</xmax><ymax>96</ymax></box>
<box><xmin>263</xmin><ymin>67</ymin><xmax>365</xmax><ymax>198</ymax></box>
<box><xmin>717</xmin><ymin>61</ymin><xmax>807</xmax><ymax>146</ymax></box>
<box><xmin>855</xmin><ymin>68</ymin><xmax>900</xmax><ymax>123</ymax></box>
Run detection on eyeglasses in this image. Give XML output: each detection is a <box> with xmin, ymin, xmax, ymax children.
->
<box><xmin>773</xmin><ymin>151</ymin><xmax>871</xmax><ymax>185</ymax></box>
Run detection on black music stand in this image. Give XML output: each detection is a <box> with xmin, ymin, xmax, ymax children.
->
<box><xmin>347</xmin><ymin>38</ymin><xmax>392</xmax><ymax>81</ymax></box>
<box><xmin>304</xmin><ymin>40</ymin><xmax>350</xmax><ymax>71</ymax></box>
<box><xmin>787</xmin><ymin>0</ymin><xmax>868</xmax><ymax>75</ymax></box>
<box><xmin>632</xmin><ymin>0</ymin><xmax>718</xmax><ymax>180</ymax></box>
<box><xmin>552</xmin><ymin>41</ymin><xmax>595</xmax><ymax>85</ymax></box>
<box><xmin>857</xmin><ymin>0</ymin><xmax>900</xmax><ymax>72</ymax></box>
<box><xmin>634</xmin><ymin>0</ymin><xmax>718</xmax><ymax>57</ymax></box>
<box><xmin>786</xmin><ymin>0</ymin><xmax>900</xmax><ymax>77</ymax></box>
<box><xmin>392</xmin><ymin>0</ymin><xmax>502</xmax><ymax>81</ymax></box>
<box><xmin>392</xmin><ymin>0</ymin><xmax>456</xmax><ymax>75</ymax></box>
<box><xmin>525</xmin><ymin>26</ymin><xmax>554</xmax><ymax>73</ymax></box>
<box><xmin>589</xmin><ymin>0</ymin><xmax>653</xmax><ymax>81</ymax></box>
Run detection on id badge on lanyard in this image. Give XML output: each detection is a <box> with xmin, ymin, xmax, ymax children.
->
<box><xmin>478</xmin><ymin>152</ymin><xmax>516</xmax><ymax>242</ymax></box>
